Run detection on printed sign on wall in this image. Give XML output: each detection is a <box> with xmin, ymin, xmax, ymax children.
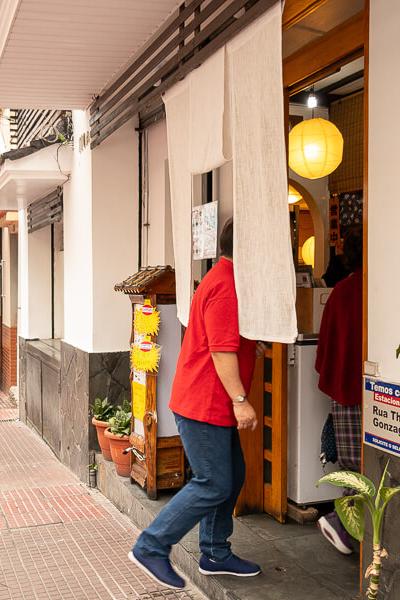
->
<box><xmin>364</xmin><ymin>377</ymin><xmax>400</xmax><ymax>456</ymax></box>
<box><xmin>192</xmin><ymin>200</ymin><xmax>218</xmax><ymax>260</ymax></box>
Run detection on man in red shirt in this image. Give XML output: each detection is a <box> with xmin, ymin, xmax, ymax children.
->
<box><xmin>129</xmin><ymin>219</ymin><xmax>262</xmax><ymax>589</ymax></box>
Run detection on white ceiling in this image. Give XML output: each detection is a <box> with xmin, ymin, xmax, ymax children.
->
<box><xmin>0</xmin><ymin>143</ymin><xmax>72</xmax><ymax>209</ymax></box>
<box><xmin>0</xmin><ymin>0</ymin><xmax>181</xmax><ymax>109</ymax></box>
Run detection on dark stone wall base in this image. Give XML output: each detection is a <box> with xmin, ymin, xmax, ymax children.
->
<box><xmin>19</xmin><ymin>337</ymin><xmax>130</xmax><ymax>483</ymax></box>
<box><xmin>18</xmin><ymin>337</ymin><xmax>27</xmax><ymax>423</ymax></box>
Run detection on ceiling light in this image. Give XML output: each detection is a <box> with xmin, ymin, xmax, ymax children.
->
<box><xmin>307</xmin><ymin>92</ymin><xmax>318</xmax><ymax>109</ymax></box>
<box><xmin>289</xmin><ymin>118</ymin><xmax>344</xmax><ymax>180</ymax></box>
<box><xmin>288</xmin><ymin>185</ymin><xmax>302</xmax><ymax>204</ymax></box>
<box><xmin>302</xmin><ymin>236</ymin><xmax>315</xmax><ymax>268</ymax></box>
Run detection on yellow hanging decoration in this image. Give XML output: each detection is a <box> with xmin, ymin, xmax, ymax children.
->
<box><xmin>134</xmin><ymin>299</ymin><xmax>160</xmax><ymax>335</ymax></box>
<box><xmin>131</xmin><ymin>337</ymin><xmax>161</xmax><ymax>373</ymax></box>
<box><xmin>289</xmin><ymin>118</ymin><xmax>344</xmax><ymax>180</ymax></box>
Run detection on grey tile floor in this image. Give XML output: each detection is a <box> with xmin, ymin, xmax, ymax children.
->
<box><xmin>179</xmin><ymin>512</ymin><xmax>360</xmax><ymax>600</ymax></box>
<box><xmin>98</xmin><ymin>454</ymin><xmax>361</xmax><ymax>600</ymax></box>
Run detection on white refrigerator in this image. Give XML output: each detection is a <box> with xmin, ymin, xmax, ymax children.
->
<box><xmin>287</xmin><ymin>335</ymin><xmax>341</xmax><ymax>505</ymax></box>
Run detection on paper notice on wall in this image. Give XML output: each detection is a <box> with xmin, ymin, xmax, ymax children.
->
<box><xmin>132</xmin><ymin>370</ymin><xmax>146</xmax><ymax>421</ymax></box>
<box><xmin>364</xmin><ymin>377</ymin><xmax>400</xmax><ymax>457</ymax></box>
<box><xmin>192</xmin><ymin>201</ymin><xmax>218</xmax><ymax>260</ymax></box>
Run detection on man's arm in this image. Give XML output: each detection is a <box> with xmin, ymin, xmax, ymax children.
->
<box><xmin>211</xmin><ymin>352</ymin><xmax>258</xmax><ymax>431</ymax></box>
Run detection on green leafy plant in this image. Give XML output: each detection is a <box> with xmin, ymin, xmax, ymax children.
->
<box><xmin>396</xmin><ymin>344</ymin><xmax>400</xmax><ymax>360</ymax></box>
<box><xmin>118</xmin><ymin>396</ymin><xmax>131</xmax><ymax>413</ymax></box>
<box><xmin>108</xmin><ymin>406</ymin><xmax>132</xmax><ymax>437</ymax></box>
<box><xmin>318</xmin><ymin>463</ymin><xmax>400</xmax><ymax>599</ymax></box>
<box><xmin>91</xmin><ymin>397</ymin><xmax>115</xmax><ymax>422</ymax></box>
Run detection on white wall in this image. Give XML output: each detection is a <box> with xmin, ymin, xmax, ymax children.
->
<box><xmin>2</xmin><ymin>228</ymin><xmax>18</xmax><ymax>328</ymax></box>
<box><xmin>368</xmin><ymin>0</ymin><xmax>400</xmax><ymax>380</ymax></box>
<box><xmin>63</xmin><ymin>110</ymin><xmax>94</xmax><ymax>352</ymax></box>
<box><xmin>143</xmin><ymin>120</ymin><xmax>173</xmax><ymax>267</ymax></box>
<box><xmin>63</xmin><ymin>111</ymin><xmax>139</xmax><ymax>353</ymax></box>
<box><xmin>91</xmin><ymin>118</ymin><xmax>139</xmax><ymax>353</ymax></box>
<box><xmin>18</xmin><ymin>209</ymin><xmax>52</xmax><ymax>339</ymax></box>
<box><xmin>53</xmin><ymin>221</ymin><xmax>64</xmax><ymax>339</ymax></box>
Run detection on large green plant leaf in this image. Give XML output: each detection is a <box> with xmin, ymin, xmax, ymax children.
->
<box><xmin>379</xmin><ymin>486</ymin><xmax>400</xmax><ymax>508</ymax></box>
<box><xmin>334</xmin><ymin>495</ymin><xmax>365</xmax><ymax>542</ymax></box>
<box><xmin>318</xmin><ymin>471</ymin><xmax>376</xmax><ymax>497</ymax></box>
<box><xmin>396</xmin><ymin>344</ymin><xmax>400</xmax><ymax>360</ymax></box>
<box><xmin>376</xmin><ymin>461</ymin><xmax>390</xmax><ymax>508</ymax></box>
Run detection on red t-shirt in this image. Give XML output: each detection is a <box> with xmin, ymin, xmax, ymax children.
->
<box><xmin>169</xmin><ymin>257</ymin><xmax>256</xmax><ymax>427</ymax></box>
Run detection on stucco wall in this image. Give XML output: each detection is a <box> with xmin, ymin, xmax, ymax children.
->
<box><xmin>368</xmin><ymin>1</ymin><xmax>400</xmax><ymax>380</ymax></box>
<box><xmin>143</xmin><ymin>120</ymin><xmax>173</xmax><ymax>267</ymax></box>
<box><xmin>63</xmin><ymin>110</ymin><xmax>94</xmax><ymax>352</ymax></box>
<box><xmin>63</xmin><ymin>111</ymin><xmax>138</xmax><ymax>353</ymax></box>
<box><xmin>364</xmin><ymin>2</ymin><xmax>400</xmax><ymax>597</ymax></box>
<box><xmin>2</xmin><ymin>227</ymin><xmax>18</xmax><ymax>328</ymax></box>
<box><xmin>18</xmin><ymin>210</ymin><xmax>52</xmax><ymax>340</ymax></box>
<box><xmin>91</xmin><ymin>118</ymin><xmax>138</xmax><ymax>353</ymax></box>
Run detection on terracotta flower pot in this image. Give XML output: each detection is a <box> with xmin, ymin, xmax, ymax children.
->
<box><xmin>92</xmin><ymin>417</ymin><xmax>112</xmax><ymax>461</ymax></box>
<box><xmin>104</xmin><ymin>429</ymin><xmax>131</xmax><ymax>477</ymax></box>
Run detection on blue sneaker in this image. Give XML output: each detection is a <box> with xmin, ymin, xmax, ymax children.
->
<box><xmin>128</xmin><ymin>549</ymin><xmax>186</xmax><ymax>590</ymax></box>
<box><xmin>199</xmin><ymin>553</ymin><xmax>261</xmax><ymax>577</ymax></box>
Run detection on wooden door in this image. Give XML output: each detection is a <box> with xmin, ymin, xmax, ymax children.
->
<box><xmin>263</xmin><ymin>343</ymin><xmax>288</xmax><ymax>522</ymax></box>
<box><xmin>236</xmin><ymin>354</ymin><xmax>264</xmax><ymax>516</ymax></box>
<box><xmin>236</xmin><ymin>343</ymin><xmax>288</xmax><ymax>523</ymax></box>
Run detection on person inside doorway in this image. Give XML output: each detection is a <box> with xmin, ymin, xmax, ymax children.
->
<box><xmin>322</xmin><ymin>248</ymin><xmax>351</xmax><ymax>288</ymax></box>
<box><xmin>129</xmin><ymin>218</ymin><xmax>262</xmax><ymax>589</ymax></box>
<box><xmin>315</xmin><ymin>225</ymin><xmax>363</xmax><ymax>555</ymax></box>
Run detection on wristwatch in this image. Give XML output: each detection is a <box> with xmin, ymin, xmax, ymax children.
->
<box><xmin>233</xmin><ymin>394</ymin><xmax>247</xmax><ymax>404</ymax></box>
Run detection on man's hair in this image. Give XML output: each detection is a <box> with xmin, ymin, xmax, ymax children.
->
<box><xmin>343</xmin><ymin>225</ymin><xmax>363</xmax><ymax>271</ymax></box>
<box><xmin>220</xmin><ymin>218</ymin><xmax>233</xmax><ymax>258</ymax></box>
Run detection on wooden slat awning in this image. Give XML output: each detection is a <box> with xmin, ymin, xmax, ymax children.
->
<box><xmin>89</xmin><ymin>0</ymin><xmax>277</xmax><ymax>148</ymax></box>
<box><xmin>115</xmin><ymin>266</ymin><xmax>175</xmax><ymax>295</ymax></box>
<box><xmin>27</xmin><ymin>187</ymin><xmax>63</xmax><ymax>234</ymax></box>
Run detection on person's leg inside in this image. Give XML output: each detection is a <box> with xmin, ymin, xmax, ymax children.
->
<box><xmin>318</xmin><ymin>401</ymin><xmax>362</xmax><ymax>555</ymax></box>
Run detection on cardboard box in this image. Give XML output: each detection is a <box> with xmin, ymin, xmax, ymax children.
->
<box><xmin>296</xmin><ymin>287</ymin><xmax>332</xmax><ymax>334</ymax></box>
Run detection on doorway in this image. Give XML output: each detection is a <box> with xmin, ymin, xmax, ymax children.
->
<box><xmin>237</xmin><ymin>0</ymin><xmax>367</xmax><ymax>556</ymax></box>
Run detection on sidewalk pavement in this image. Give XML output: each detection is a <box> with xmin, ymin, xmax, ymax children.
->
<box><xmin>0</xmin><ymin>395</ymin><xmax>203</xmax><ymax>600</ymax></box>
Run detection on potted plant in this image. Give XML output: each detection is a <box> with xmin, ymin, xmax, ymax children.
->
<box><xmin>318</xmin><ymin>463</ymin><xmax>400</xmax><ymax>600</ymax></box>
<box><xmin>91</xmin><ymin>397</ymin><xmax>116</xmax><ymax>461</ymax></box>
<box><xmin>105</xmin><ymin>401</ymin><xmax>132</xmax><ymax>477</ymax></box>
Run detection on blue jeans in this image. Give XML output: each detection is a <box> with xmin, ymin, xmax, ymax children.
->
<box><xmin>134</xmin><ymin>414</ymin><xmax>245</xmax><ymax>561</ymax></box>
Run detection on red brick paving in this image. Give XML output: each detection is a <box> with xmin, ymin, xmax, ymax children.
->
<box><xmin>0</xmin><ymin>419</ymin><xmax>203</xmax><ymax>600</ymax></box>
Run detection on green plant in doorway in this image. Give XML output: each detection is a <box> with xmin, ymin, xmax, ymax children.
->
<box><xmin>318</xmin><ymin>462</ymin><xmax>399</xmax><ymax>600</ymax></box>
